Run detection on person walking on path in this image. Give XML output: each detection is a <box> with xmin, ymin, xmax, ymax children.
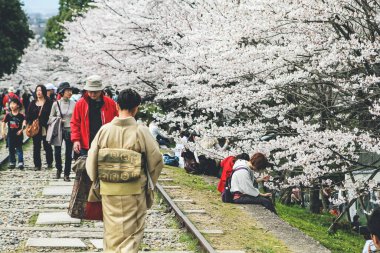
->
<box><xmin>86</xmin><ymin>89</ymin><xmax>163</xmax><ymax>253</ymax></box>
<box><xmin>231</xmin><ymin>152</ymin><xmax>277</xmax><ymax>214</ymax></box>
<box><xmin>3</xmin><ymin>86</ymin><xmax>20</xmax><ymax>113</ymax></box>
<box><xmin>24</xmin><ymin>85</ymin><xmax>53</xmax><ymax>170</ymax></box>
<box><xmin>2</xmin><ymin>99</ymin><xmax>25</xmax><ymax>169</ymax></box>
<box><xmin>49</xmin><ymin>82</ymin><xmax>76</xmax><ymax>181</ymax></box>
<box><xmin>70</xmin><ymin>75</ymin><xmax>118</xmax><ymax>156</ymax></box>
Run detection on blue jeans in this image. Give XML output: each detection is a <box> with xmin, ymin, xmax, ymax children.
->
<box><xmin>8</xmin><ymin>137</ymin><xmax>23</xmax><ymax>164</ymax></box>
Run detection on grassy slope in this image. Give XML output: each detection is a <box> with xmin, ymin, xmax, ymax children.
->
<box><xmin>164</xmin><ymin>165</ymin><xmax>291</xmax><ymax>253</ymax></box>
<box><xmin>276</xmin><ymin>203</ymin><xmax>364</xmax><ymax>253</ymax></box>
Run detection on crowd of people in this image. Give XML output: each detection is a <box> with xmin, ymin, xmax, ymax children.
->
<box><xmin>0</xmin><ymin>76</ymin><xmax>120</xmax><ymax>181</ymax></box>
<box><xmin>2</xmin><ymin>76</ymin><xmax>380</xmax><ymax>252</ymax></box>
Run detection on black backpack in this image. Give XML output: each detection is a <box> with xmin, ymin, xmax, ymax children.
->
<box><xmin>221</xmin><ymin>167</ymin><xmax>248</xmax><ymax>203</ymax></box>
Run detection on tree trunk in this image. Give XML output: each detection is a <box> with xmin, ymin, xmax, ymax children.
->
<box><xmin>309</xmin><ymin>186</ymin><xmax>321</xmax><ymax>213</ymax></box>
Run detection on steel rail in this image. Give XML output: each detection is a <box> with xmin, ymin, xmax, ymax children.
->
<box><xmin>156</xmin><ymin>183</ymin><xmax>217</xmax><ymax>253</ymax></box>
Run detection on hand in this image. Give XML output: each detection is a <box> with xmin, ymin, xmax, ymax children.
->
<box><xmin>262</xmin><ymin>175</ymin><xmax>270</xmax><ymax>182</ymax></box>
<box><xmin>262</xmin><ymin>193</ymin><xmax>272</xmax><ymax>197</ymax></box>
<box><xmin>73</xmin><ymin>141</ymin><xmax>81</xmax><ymax>154</ymax></box>
<box><xmin>16</xmin><ymin>130</ymin><xmax>23</xmax><ymax>135</ymax></box>
<box><xmin>2</xmin><ymin>133</ymin><xmax>6</xmax><ymax>139</ymax></box>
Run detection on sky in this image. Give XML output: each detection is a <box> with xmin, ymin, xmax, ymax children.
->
<box><xmin>22</xmin><ymin>0</ymin><xmax>59</xmax><ymax>15</ymax></box>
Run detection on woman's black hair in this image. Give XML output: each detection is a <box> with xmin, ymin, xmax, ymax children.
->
<box><xmin>35</xmin><ymin>84</ymin><xmax>48</xmax><ymax>99</ymax></box>
<box><xmin>9</xmin><ymin>98</ymin><xmax>22</xmax><ymax>109</ymax></box>
<box><xmin>236</xmin><ymin>153</ymin><xmax>249</xmax><ymax>161</ymax></box>
<box><xmin>117</xmin><ymin>89</ymin><xmax>141</xmax><ymax>110</ymax></box>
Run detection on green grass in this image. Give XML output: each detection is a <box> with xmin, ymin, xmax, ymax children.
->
<box><xmin>28</xmin><ymin>213</ymin><xmax>38</xmax><ymax>226</ymax></box>
<box><xmin>277</xmin><ymin>203</ymin><xmax>364</xmax><ymax>253</ymax></box>
<box><xmin>179</xmin><ymin>233</ymin><xmax>202</xmax><ymax>252</ymax></box>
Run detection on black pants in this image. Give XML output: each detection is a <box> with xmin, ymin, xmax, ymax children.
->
<box><xmin>33</xmin><ymin>133</ymin><xmax>53</xmax><ymax>168</ymax></box>
<box><xmin>233</xmin><ymin>194</ymin><xmax>277</xmax><ymax>214</ymax></box>
<box><xmin>54</xmin><ymin>130</ymin><xmax>73</xmax><ymax>176</ymax></box>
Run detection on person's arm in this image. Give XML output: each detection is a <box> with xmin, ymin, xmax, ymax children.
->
<box><xmin>1</xmin><ymin>121</ymin><xmax>6</xmax><ymax>139</ymax></box>
<box><xmin>86</xmin><ymin>131</ymin><xmax>100</xmax><ymax>182</ymax></box>
<box><xmin>49</xmin><ymin>103</ymin><xmax>58</xmax><ymax>120</ymax></box>
<box><xmin>139</xmin><ymin>126</ymin><xmax>164</xmax><ymax>185</ymax></box>
<box><xmin>70</xmin><ymin>103</ymin><xmax>81</xmax><ymax>153</ymax></box>
<box><xmin>256</xmin><ymin>175</ymin><xmax>270</xmax><ymax>183</ymax></box>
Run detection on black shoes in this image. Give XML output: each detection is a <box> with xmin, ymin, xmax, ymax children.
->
<box><xmin>63</xmin><ymin>176</ymin><xmax>71</xmax><ymax>182</ymax></box>
<box><xmin>34</xmin><ymin>166</ymin><xmax>41</xmax><ymax>171</ymax></box>
<box><xmin>56</xmin><ymin>170</ymin><xmax>62</xmax><ymax>179</ymax></box>
<box><xmin>8</xmin><ymin>164</ymin><xmax>15</xmax><ymax>169</ymax></box>
<box><xmin>47</xmin><ymin>164</ymin><xmax>53</xmax><ymax>169</ymax></box>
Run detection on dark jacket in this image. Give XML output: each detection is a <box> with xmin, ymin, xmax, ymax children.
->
<box><xmin>25</xmin><ymin>99</ymin><xmax>53</xmax><ymax>128</ymax></box>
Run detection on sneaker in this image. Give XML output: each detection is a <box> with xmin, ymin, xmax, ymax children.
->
<box><xmin>47</xmin><ymin>164</ymin><xmax>53</xmax><ymax>169</ymax></box>
<box><xmin>17</xmin><ymin>163</ymin><xmax>24</xmax><ymax>170</ymax></box>
<box><xmin>63</xmin><ymin>176</ymin><xmax>71</xmax><ymax>182</ymax></box>
<box><xmin>8</xmin><ymin>164</ymin><xmax>16</xmax><ymax>169</ymax></box>
<box><xmin>55</xmin><ymin>170</ymin><xmax>62</xmax><ymax>179</ymax></box>
<box><xmin>33</xmin><ymin>166</ymin><xmax>41</xmax><ymax>171</ymax></box>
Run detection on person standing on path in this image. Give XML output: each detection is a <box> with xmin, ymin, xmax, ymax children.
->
<box><xmin>24</xmin><ymin>85</ymin><xmax>53</xmax><ymax>170</ymax></box>
<box><xmin>70</xmin><ymin>75</ymin><xmax>118</xmax><ymax>157</ymax></box>
<box><xmin>86</xmin><ymin>89</ymin><xmax>163</xmax><ymax>253</ymax></box>
<box><xmin>2</xmin><ymin>99</ymin><xmax>25</xmax><ymax>169</ymax></box>
<box><xmin>49</xmin><ymin>82</ymin><xmax>76</xmax><ymax>181</ymax></box>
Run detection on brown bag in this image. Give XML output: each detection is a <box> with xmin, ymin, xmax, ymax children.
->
<box><xmin>25</xmin><ymin>103</ymin><xmax>44</xmax><ymax>137</ymax></box>
<box><xmin>68</xmin><ymin>156</ymin><xmax>103</xmax><ymax>221</ymax></box>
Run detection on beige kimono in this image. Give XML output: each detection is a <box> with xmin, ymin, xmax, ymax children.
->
<box><xmin>86</xmin><ymin>117</ymin><xmax>163</xmax><ymax>253</ymax></box>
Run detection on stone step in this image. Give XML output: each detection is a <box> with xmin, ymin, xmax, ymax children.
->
<box><xmin>42</xmin><ymin>186</ymin><xmax>73</xmax><ymax>196</ymax></box>
<box><xmin>172</xmin><ymin>199</ymin><xmax>195</xmax><ymax>203</ymax></box>
<box><xmin>161</xmin><ymin>185</ymin><xmax>181</xmax><ymax>189</ymax></box>
<box><xmin>26</xmin><ymin>238</ymin><xmax>86</xmax><ymax>248</ymax></box>
<box><xmin>183</xmin><ymin>209</ymin><xmax>206</xmax><ymax>214</ymax></box>
<box><xmin>0</xmin><ymin>198</ymin><xmax>70</xmax><ymax>202</ymax></box>
<box><xmin>36</xmin><ymin>212</ymin><xmax>81</xmax><ymax>225</ymax></box>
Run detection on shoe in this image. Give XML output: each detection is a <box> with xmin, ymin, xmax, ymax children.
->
<box><xmin>55</xmin><ymin>170</ymin><xmax>62</xmax><ymax>179</ymax></box>
<box><xmin>47</xmin><ymin>164</ymin><xmax>53</xmax><ymax>169</ymax></box>
<box><xmin>17</xmin><ymin>163</ymin><xmax>24</xmax><ymax>170</ymax></box>
<box><xmin>63</xmin><ymin>176</ymin><xmax>71</xmax><ymax>182</ymax></box>
<box><xmin>8</xmin><ymin>163</ymin><xmax>16</xmax><ymax>169</ymax></box>
<box><xmin>34</xmin><ymin>166</ymin><xmax>41</xmax><ymax>171</ymax></box>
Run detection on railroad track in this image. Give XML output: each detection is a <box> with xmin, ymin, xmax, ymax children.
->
<box><xmin>0</xmin><ymin>139</ymin><xmax>244</xmax><ymax>253</ymax></box>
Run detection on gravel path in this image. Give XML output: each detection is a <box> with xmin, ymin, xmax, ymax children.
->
<box><xmin>0</xmin><ymin>142</ymin><xmax>192</xmax><ymax>253</ymax></box>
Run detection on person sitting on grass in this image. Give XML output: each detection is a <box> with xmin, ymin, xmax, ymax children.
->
<box><xmin>2</xmin><ymin>98</ymin><xmax>24</xmax><ymax>169</ymax></box>
<box><xmin>363</xmin><ymin>208</ymin><xmax>380</xmax><ymax>253</ymax></box>
<box><xmin>231</xmin><ymin>152</ymin><xmax>277</xmax><ymax>214</ymax></box>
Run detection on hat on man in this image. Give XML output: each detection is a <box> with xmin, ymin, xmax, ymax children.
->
<box><xmin>84</xmin><ymin>75</ymin><xmax>104</xmax><ymax>91</ymax></box>
<box><xmin>45</xmin><ymin>83</ymin><xmax>57</xmax><ymax>92</ymax></box>
<box><xmin>8</xmin><ymin>86</ymin><xmax>15</xmax><ymax>93</ymax></box>
<box><xmin>57</xmin><ymin>82</ymin><xmax>72</xmax><ymax>94</ymax></box>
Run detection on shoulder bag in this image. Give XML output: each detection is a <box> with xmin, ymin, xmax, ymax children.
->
<box><xmin>25</xmin><ymin>103</ymin><xmax>44</xmax><ymax>137</ymax></box>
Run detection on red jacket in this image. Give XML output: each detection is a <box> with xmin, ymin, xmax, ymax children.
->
<box><xmin>217</xmin><ymin>156</ymin><xmax>236</xmax><ymax>193</ymax></box>
<box><xmin>70</xmin><ymin>92</ymin><xmax>118</xmax><ymax>150</ymax></box>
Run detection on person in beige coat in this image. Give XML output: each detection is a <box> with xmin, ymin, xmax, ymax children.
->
<box><xmin>86</xmin><ymin>89</ymin><xmax>163</xmax><ymax>253</ymax></box>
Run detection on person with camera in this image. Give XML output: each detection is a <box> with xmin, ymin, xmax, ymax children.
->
<box><xmin>49</xmin><ymin>82</ymin><xmax>76</xmax><ymax>181</ymax></box>
<box><xmin>230</xmin><ymin>152</ymin><xmax>277</xmax><ymax>214</ymax></box>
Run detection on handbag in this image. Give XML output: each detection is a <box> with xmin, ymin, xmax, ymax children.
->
<box><xmin>25</xmin><ymin>103</ymin><xmax>44</xmax><ymax>137</ymax></box>
<box><xmin>68</xmin><ymin>156</ymin><xmax>103</xmax><ymax>221</ymax></box>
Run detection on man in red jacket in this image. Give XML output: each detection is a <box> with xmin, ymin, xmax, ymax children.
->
<box><xmin>70</xmin><ymin>75</ymin><xmax>118</xmax><ymax>156</ymax></box>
